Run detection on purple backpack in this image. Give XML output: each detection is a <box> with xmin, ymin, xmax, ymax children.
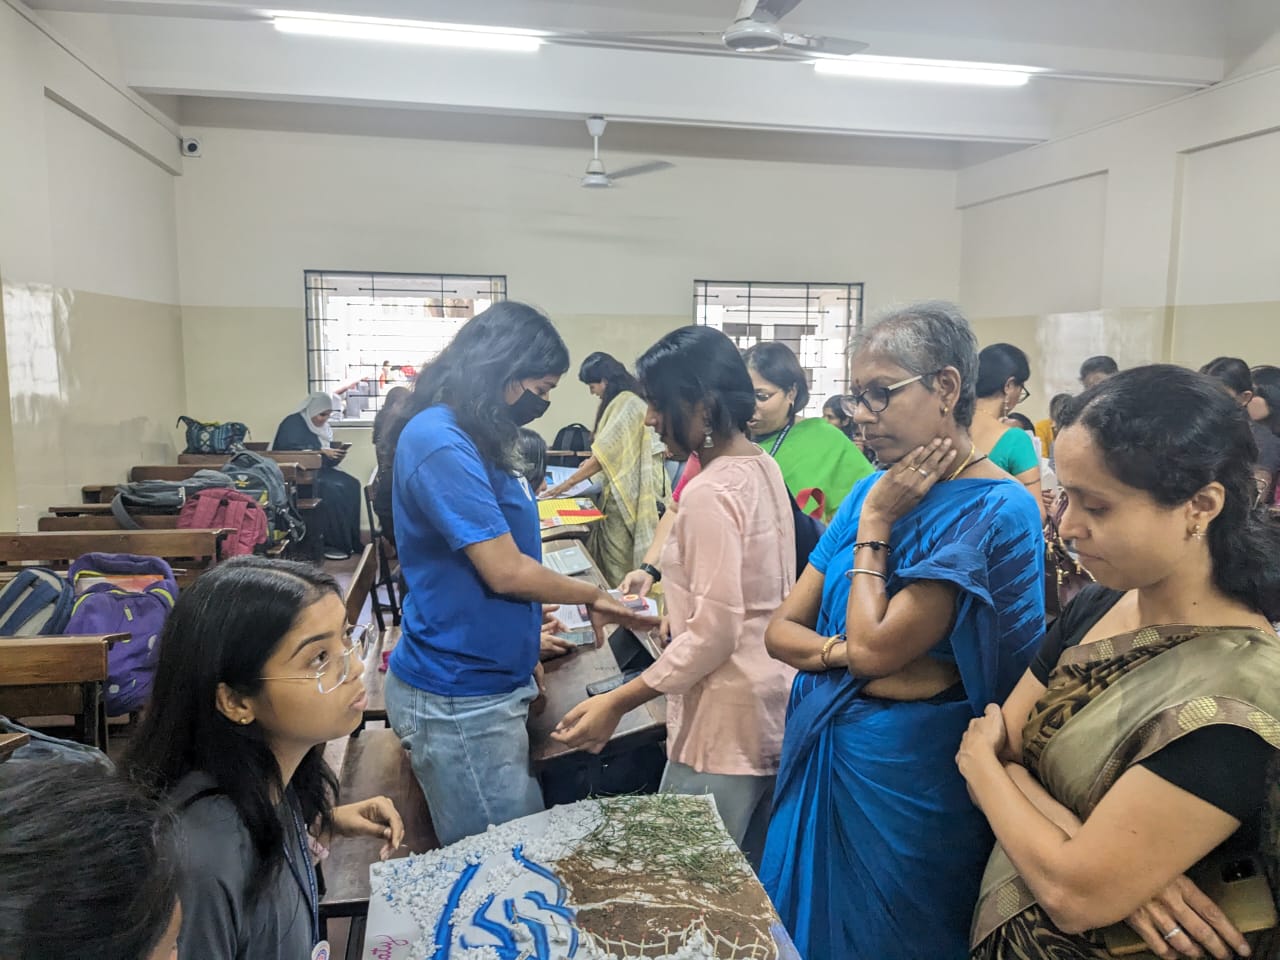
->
<box><xmin>65</xmin><ymin>553</ymin><xmax>179</xmax><ymax>715</ymax></box>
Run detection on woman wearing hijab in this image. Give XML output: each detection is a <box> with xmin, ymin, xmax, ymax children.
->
<box><xmin>272</xmin><ymin>392</ymin><xmax>363</xmax><ymax>561</ymax></box>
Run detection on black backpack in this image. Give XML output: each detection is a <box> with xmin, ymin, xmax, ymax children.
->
<box><xmin>220</xmin><ymin>449</ymin><xmax>305</xmax><ymax>545</ymax></box>
<box><xmin>549</xmin><ymin>423</ymin><xmax>592</xmax><ymax>467</ymax></box>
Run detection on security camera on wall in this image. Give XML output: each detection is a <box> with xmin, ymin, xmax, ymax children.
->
<box><xmin>181</xmin><ymin>137</ymin><xmax>201</xmax><ymax>158</ymax></box>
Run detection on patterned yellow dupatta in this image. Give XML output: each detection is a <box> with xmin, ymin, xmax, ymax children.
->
<box><xmin>971</xmin><ymin>624</ymin><xmax>1280</xmax><ymax>957</ymax></box>
<box><xmin>589</xmin><ymin>391</ymin><xmax>666</xmax><ymax>585</ymax></box>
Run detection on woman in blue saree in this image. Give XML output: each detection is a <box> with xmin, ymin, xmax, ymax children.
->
<box><xmin>761</xmin><ymin>301</ymin><xmax>1046</xmax><ymax>959</ymax></box>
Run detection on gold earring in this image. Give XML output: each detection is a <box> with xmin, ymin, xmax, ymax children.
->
<box><xmin>1191</xmin><ymin>524</ymin><xmax>1206</xmax><ymax>541</ymax></box>
<box><xmin>239</xmin><ymin>717</ymin><xmax>251</xmax><ymax>725</ymax></box>
<box><xmin>942</xmin><ymin>406</ymin><xmax>949</xmax><ymax>416</ymax></box>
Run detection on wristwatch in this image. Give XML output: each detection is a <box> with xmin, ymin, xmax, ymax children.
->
<box><xmin>639</xmin><ymin>562</ymin><xmax>662</xmax><ymax>583</ymax></box>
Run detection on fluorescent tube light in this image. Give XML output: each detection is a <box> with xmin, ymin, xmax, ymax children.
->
<box><xmin>272</xmin><ymin>13</ymin><xmax>543</xmax><ymax>52</ymax></box>
<box><xmin>815</xmin><ymin>55</ymin><xmax>1042</xmax><ymax>87</ymax></box>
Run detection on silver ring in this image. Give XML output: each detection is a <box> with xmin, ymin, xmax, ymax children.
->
<box><xmin>913</xmin><ymin>466</ymin><xmax>929</xmax><ymax>476</ymax></box>
<box><xmin>1163</xmin><ymin>927</ymin><xmax>1182</xmax><ymax>941</ymax></box>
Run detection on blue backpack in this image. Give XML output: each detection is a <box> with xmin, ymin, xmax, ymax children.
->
<box><xmin>0</xmin><ymin>568</ymin><xmax>74</xmax><ymax>636</ymax></box>
<box><xmin>64</xmin><ymin>553</ymin><xmax>178</xmax><ymax>715</ymax></box>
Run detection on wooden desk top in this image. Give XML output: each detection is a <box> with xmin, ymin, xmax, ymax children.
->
<box><xmin>0</xmin><ymin>732</ymin><xmax>29</xmax><ymax>763</ymax></box>
<box><xmin>528</xmin><ymin>540</ymin><xmax>666</xmax><ymax>764</ymax></box>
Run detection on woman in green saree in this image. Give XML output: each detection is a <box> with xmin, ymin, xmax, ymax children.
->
<box><xmin>543</xmin><ymin>352</ymin><xmax>666</xmax><ymax>585</ymax></box>
<box><xmin>960</xmin><ymin>365</ymin><xmax>1280</xmax><ymax>960</ymax></box>
<box><xmin>743</xmin><ymin>341</ymin><xmax>873</xmax><ymax>521</ymax></box>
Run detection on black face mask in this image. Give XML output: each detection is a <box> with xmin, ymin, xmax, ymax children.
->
<box><xmin>507</xmin><ymin>389</ymin><xmax>551</xmax><ymax>425</ymax></box>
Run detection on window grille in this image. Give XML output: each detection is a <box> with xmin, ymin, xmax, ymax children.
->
<box><xmin>693</xmin><ymin>280</ymin><xmax>863</xmax><ymax>418</ymax></box>
<box><xmin>304</xmin><ymin>270</ymin><xmax>507</xmax><ymax>423</ymax></box>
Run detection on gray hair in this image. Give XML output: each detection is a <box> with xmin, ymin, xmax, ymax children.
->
<box><xmin>852</xmin><ymin>300</ymin><xmax>978</xmax><ymax>427</ymax></box>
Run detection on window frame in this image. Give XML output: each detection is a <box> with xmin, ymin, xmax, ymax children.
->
<box><xmin>692</xmin><ymin>278</ymin><xmax>865</xmax><ymax>415</ymax></box>
<box><xmin>303</xmin><ymin>268</ymin><xmax>508</xmax><ymax>427</ymax></box>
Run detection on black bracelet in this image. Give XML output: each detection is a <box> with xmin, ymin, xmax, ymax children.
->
<box><xmin>639</xmin><ymin>562</ymin><xmax>662</xmax><ymax>583</ymax></box>
<box><xmin>853</xmin><ymin>540</ymin><xmax>892</xmax><ymax>555</ymax></box>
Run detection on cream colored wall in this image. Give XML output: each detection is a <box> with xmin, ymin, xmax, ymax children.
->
<box><xmin>0</xmin><ymin>290</ymin><xmax>17</xmax><ymax>524</ymax></box>
<box><xmin>957</xmin><ymin>65</ymin><xmax>1280</xmax><ymax>420</ymax></box>
<box><xmin>174</xmin><ymin>126</ymin><xmax>962</xmax><ymax>454</ymax></box>
<box><xmin>0</xmin><ymin>1</ymin><xmax>185</xmax><ymax>528</ymax></box>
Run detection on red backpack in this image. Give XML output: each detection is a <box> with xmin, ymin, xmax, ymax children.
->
<box><xmin>177</xmin><ymin>487</ymin><xmax>269</xmax><ymax>557</ymax></box>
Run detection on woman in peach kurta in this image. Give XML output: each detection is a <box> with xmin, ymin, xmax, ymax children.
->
<box><xmin>553</xmin><ymin>325</ymin><xmax>796</xmax><ymax>865</ymax></box>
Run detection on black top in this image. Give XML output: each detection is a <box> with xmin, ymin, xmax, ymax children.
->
<box><xmin>272</xmin><ymin>412</ymin><xmax>322</xmax><ymax>454</ymax></box>
<box><xmin>1030</xmin><ymin>585</ymin><xmax>1275</xmax><ymax>826</ymax></box>
<box><xmin>171</xmin><ymin>772</ymin><xmax>315</xmax><ymax>960</ymax></box>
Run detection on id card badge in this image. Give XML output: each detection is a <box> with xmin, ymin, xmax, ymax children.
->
<box><xmin>311</xmin><ymin>941</ymin><xmax>331</xmax><ymax>960</ymax></box>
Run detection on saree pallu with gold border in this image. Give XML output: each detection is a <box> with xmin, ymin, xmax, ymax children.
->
<box><xmin>588</xmin><ymin>391</ymin><xmax>666</xmax><ymax>586</ymax></box>
<box><xmin>971</xmin><ymin>624</ymin><xmax>1280</xmax><ymax>959</ymax></box>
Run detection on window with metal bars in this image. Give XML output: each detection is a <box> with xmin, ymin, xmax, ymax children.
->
<box><xmin>693</xmin><ymin>280</ymin><xmax>863</xmax><ymax>418</ymax></box>
<box><xmin>304</xmin><ymin>270</ymin><xmax>507</xmax><ymax>424</ymax></box>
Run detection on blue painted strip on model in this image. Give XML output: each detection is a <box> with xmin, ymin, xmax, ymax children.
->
<box><xmin>462</xmin><ymin>893</ymin><xmax>519</xmax><ymax>959</ymax></box>
<box><xmin>429</xmin><ymin>861</ymin><xmax>480</xmax><ymax>960</ymax></box>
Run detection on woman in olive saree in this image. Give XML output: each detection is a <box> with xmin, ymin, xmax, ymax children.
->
<box><xmin>960</xmin><ymin>366</ymin><xmax>1280</xmax><ymax>960</ymax></box>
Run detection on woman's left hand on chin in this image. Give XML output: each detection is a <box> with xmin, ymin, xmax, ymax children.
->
<box><xmin>333</xmin><ymin>795</ymin><xmax>405</xmax><ymax>860</ymax></box>
<box><xmin>862</xmin><ymin>438</ymin><xmax>957</xmax><ymax>525</ymax></box>
<box><xmin>956</xmin><ymin>704</ymin><xmax>1008</xmax><ymax>774</ymax></box>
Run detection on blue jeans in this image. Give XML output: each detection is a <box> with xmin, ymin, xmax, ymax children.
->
<box><xmin>385</xmin><ymin>669</ymin><xmax>545</xmax><ymax>846</ymax></box>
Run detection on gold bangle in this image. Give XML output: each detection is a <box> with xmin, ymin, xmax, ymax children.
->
<box><xmin>820</xmin><ymin>634</ymin><xmax>846</xmax><ymax>669</ymax></box>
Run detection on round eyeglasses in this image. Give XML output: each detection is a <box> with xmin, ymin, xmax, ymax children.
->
<box><xmin>258</xmin><ymin>624</ymin><xmax>373</xmax><ymax>695</ymax></box>
<box><xmin>841</xmin><ymin>374</ymin><xmax>929</xmax><ymax>416</ymax></box>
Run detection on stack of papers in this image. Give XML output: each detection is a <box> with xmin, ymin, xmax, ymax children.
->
<box><xmin>538</xmin><ymin>497</ymin><xmax>605</xmax><ymax>529</ymax></box>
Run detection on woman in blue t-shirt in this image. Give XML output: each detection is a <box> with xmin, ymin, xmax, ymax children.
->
<box><xmin>383</xmin><ymin>302</ymin><xmax>657</xmax><ymax>845</ymax></box>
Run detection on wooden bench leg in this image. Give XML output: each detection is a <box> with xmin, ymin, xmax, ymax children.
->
<box><xmin>375</xmin><ymin>539</ymin><xmax>401</xmax><ymax>627</ymax></box>
<box><xmin>82</xmin><ymin>682</ymin><xmax>105</xmax><ymax>751</ymax></box>
<box><xmin>345</xmin><ymin>915</ymin><xmax>367</xmax><ymax>960</ymax></box>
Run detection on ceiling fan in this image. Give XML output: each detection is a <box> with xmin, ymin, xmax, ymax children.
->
<box><xmin>580</xmin><ymin>116</ymin><xmax>673</xmax><ymax>188</ymax></box>
<box><xmin>547</xmin><ymin>0</ymin><xmax>866</xmax><ymax>61</ymax></box>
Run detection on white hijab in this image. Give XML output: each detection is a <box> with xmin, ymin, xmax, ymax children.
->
<box><xmin>297</xmin><ymin>391</ymin><xmax>335</xmax><ymax>444</ymax></box>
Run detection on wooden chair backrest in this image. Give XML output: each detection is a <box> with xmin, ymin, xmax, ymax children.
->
<box><xmin>177</xmin><ymin>451</ymin><xmax>321</xmax><ymax>471</ymax></box>
<box><xmin>0</xmin><ymin>530</ymin><xmax>228</xmax><ymax>587</ymax></box>
<box><xmin>0</xmin><ymin>635</ymin><xmax>117</xmax><ymax>686</ymax></box>
<box><xmin>344</xmin><ymin>544</ymin><xmax>377</xmax><ymax>626</ymax></box>
<box><xmin>39</xmin><ymin>514</ymin><xmax>181</xmax><ymax>532</ymax></box>
<box><xmin>48</xmin><ymin>504</ymin><xmax>114</xmax><ymax>516</ymax></box>
<box><xmin>0</xmin><ymin>529</ymin><xmax>223</xmax><ymax>564</ymax></box>
<box><xmin>131</xmin><ymin>463</ymin><xmax>299</xmax><ymax>483</ymax></box>
<box><xmin>0</xmin><ymin>634</ymin><xmax>122</xmax><ymax>748</ymax></box>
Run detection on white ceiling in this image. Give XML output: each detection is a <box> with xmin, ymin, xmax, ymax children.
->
<box><xmin>26</xmin><ymin>0</ymin><xmax>1280</xmax><ymax>170</ymax></box>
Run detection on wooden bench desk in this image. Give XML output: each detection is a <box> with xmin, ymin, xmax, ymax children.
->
<box><xmin>0</xmin><ymin>732</ymin><xmax>29</xmax><ymax>763</ymax></box>
<box><xmin>39</xmin><ymin>514</ymin><xmax>183</xmax><ymax>532</ymax></box>
<box><xmin>48</xmin><ymin>504</ymin><xmax>114</xmax><ymax>517</ymax></box>
<box><xmin>318</xmin><ymin>728</ymin><xmax>438</xmax><ymax>941</ymax></box>
<box><xmin>0</xmin><ymin>634</ymin><xmax>124</xmax><ymax>749</ymax></box>
<box><xmin>528</xmin><ymin>540</ymin><xmax>666</xmax><ymax>766</ymax></box>
<box><xmin>178</xmin><ymin>450</ymin><xmax>323</xmax><ymax>471</ymax></box>
<box><xmin>129</xmin><ymin>463</ymin><xmax>302</xmax><ymax>485</ymax></box>
<box><xmin>0</xmin><ymin>529</ymin><xmax>230</xmax><ymax>586</ymax></box>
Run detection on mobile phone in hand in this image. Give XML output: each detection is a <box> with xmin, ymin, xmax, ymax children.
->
<box><xmin>585</xmin><ymin>670</ymin><xmax>642</xmax><ymax>697</ymax></box>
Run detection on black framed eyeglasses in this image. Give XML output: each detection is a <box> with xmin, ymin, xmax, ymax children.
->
<box><xmin>842</xmin><ymin>373</ymin><xmax>931</xmax><ymax>416</ymax></box>
<box><xmin>1016</xmin><ymin>383</ymin><xmax>1031</xmax><ymax>404</ymax></box>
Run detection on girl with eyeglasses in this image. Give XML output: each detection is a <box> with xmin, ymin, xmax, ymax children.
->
<box><xmin>122</xmin><ymin>557</ymin><xmax>405</xmax><ymax>960</ymax></box>
<box><xmin>973</xmin><ymin>342</ymin><xmax>1045</xmax><ymax>518</ymax></box>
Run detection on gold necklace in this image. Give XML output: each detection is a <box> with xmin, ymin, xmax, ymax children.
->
<box><xmin>946</xmin><ymin>444</ymin><xmax>978</xmax><ymax>482</ymax></box>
